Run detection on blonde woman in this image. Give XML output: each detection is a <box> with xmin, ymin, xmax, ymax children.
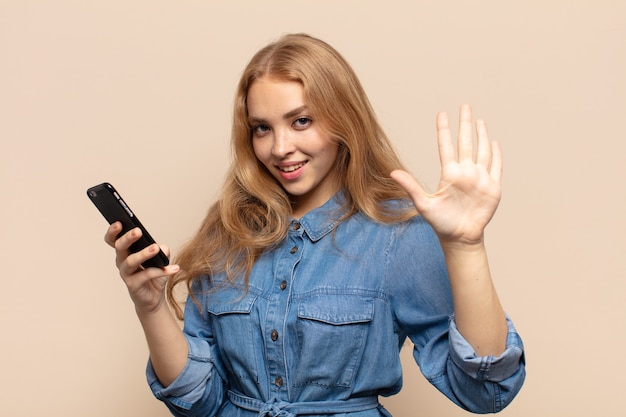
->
<box><xmin>105</xmin><ymin>33</ymin><xmax>525</xmax><ymax>416</ymax></box>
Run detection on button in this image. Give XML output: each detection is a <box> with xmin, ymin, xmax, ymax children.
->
<box><xmin>292</xmin><ymin>222</ymin><xmax>301</xmax><ymax>231</ymax></box>
<box><xmin>290</xmin><ymin>246</ymin><xmax>298</xmax><ymax>254</ymax></box>
<box><xmin>279</xmin><ymin>280</ymin><xmax>287</xmax><ymax>290</ymax></box>
<box><xmin>271</xmin><ymin>330</ymin><xmax>279</xmax><ymax>341</ymax></box>
<box><xmin>275</xmin><ymin>376</ymin><xmax>283</xmax><ymax>387</ymax></box>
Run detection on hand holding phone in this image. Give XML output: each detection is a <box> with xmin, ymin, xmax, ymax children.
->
<box><xmin>87</xmin><ymin>182</ymin><xmax>169</xmax><ymax>269</ymax></box>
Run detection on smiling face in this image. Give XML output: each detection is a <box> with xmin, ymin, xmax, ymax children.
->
<box><xmin>247</xmin><ymin>77</ymin><xmax>340</xmax><ymax>218</ymax></box>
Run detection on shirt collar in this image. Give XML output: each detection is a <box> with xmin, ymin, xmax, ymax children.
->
<box><xmin>296</xmin><ymin>191</ymin><xmax>351</xmax><ymax>242</ymax></box>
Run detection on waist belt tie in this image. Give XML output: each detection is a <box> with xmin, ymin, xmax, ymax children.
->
<box><xmin>227</xmin><ymin>390</ymin><xmax>382</xmax><ymax>417</ymax></box>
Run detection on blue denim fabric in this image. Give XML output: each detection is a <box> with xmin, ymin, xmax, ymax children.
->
<box><xmin>147</xmin><ymin>193</ymin><xmax>525</xmax><ymax>416</ymax></box>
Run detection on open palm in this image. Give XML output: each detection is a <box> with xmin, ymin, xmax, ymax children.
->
<box><xmin>391</xmin><ymin>105</ymin><xmax>502</xmax><ymax>245</ymax></box>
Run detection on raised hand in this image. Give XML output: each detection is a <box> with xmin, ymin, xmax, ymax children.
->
<box><xmin>391</xmin><ymin>104</ymin><xmax>502</xmax><ymax>245</ymax></box>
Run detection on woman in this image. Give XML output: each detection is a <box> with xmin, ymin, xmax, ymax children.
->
<box><xmin>106</xmin><ymin>33</ymin><xmax>525</xmax><ymax>416</ymax></box>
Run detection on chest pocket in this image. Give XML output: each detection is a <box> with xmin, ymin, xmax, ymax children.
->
<box><xmin>294</xmin><ymin>294</ymin><xmax>374</xmax><ymax>388</ymax></box>
<box><xmin>207</xmin><ymin>291</ymin><xmax>260</xmax><ymax>383</ymax></box>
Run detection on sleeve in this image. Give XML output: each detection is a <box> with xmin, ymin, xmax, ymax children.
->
<box><xmin>146</xmin><ymin>280</ymin><xmax>228</xmax><ymax>417</ymax></box>
<box><xmin>388</xmin><ymin>217</ymin><xmax>526</xmax><ymax>413</ymax></box>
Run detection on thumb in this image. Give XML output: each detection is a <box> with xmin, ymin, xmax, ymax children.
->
<box><xmin>390</xmin><ymin>170</ymin><xmax>429</xmax><ymax>209</ymax></box>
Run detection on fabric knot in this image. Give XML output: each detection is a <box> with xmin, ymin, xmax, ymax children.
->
<box><xmin>259</xmin><ymin>398</ymin><xmax>295</xmax><ymax>417</ymax></box>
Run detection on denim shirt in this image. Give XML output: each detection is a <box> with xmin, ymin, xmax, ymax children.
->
<box><xmin>147</xmin><ymin>193</ymin><xmax>525</xmax><ymax>417</ymax></box>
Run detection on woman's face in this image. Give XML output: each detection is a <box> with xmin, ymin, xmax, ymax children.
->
<box><xmin>247</xmin><ymin>77</ymin><xmax>340</xmax><ymax>218</ymax></box>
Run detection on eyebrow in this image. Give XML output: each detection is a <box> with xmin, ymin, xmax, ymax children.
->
<box><xmin>248</xmin><ymin>105</ymin><xmax>309</xmax><ymax>125</ymax></box>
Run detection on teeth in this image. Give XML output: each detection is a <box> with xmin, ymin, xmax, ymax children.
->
<box><xmin>280</xmin><ymin>162</ymin><xmax>305</xmax><ymax>172</ymax></box>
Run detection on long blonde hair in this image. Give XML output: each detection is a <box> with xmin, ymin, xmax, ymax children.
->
<box><xmin>167</xmin><ymin>33</ymin><xmax>416</xmax><ymax>318</ymax></box>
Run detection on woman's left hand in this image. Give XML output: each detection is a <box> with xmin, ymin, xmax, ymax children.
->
<box><xmin>391</xmin><ymin>104</ymin><xmax>502</xmax><ymax>245</ymax></box>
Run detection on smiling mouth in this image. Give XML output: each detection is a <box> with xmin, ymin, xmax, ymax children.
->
<box><xmin>278</xmin><ymin>162</ymin><xmax>306</xmax><ymax>173</ymax></box>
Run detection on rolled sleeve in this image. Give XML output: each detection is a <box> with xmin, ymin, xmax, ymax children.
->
<box><xmin>146</xmin><ymin>335</ymin><xmax>216</xmax><ymax>410</ymax></box>
<box><xmin>145</xmin><ymin>283</ymin><xmax>227</xmax><ymax>416</ymax></box>
<box><xmin>448</xmin><ymin>315</ymin><xmax>525</xmax><ymax>382</ymax></box>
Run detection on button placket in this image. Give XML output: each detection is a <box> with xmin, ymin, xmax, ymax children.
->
<box><xmin>264</xmin><ymin>222</ymin><xmax>304</xmax><ymax>396</ymax></box>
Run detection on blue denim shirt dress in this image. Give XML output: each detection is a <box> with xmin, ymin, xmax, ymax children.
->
<box><xmin>146</xmin><ymin>193</ymin><xmax>525</xmax><ymax>416</ymax></box>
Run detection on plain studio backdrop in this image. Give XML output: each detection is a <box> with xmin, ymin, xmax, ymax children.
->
<box><xmin>1</xmin><ymin>1</ymin><xmax>624</xmax><ymax>416</ymax></box>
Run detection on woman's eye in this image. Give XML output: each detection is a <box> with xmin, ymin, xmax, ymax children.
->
<box><xmin>252</xmin><ymin>125</ymin><xmax>270</xmax><ymax>136</ymax></box>
<box><xmin>293</xmin><ymin>117</ymin><xmax>311</xmax><ymax>129</ymax></box>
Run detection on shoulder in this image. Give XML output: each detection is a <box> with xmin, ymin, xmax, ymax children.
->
<box><xmin>358</xmin><ymin>198</ymin><xmax>437</xmax><ymax>239</ymax></box>
<box><xmin>357</xmin><ymin>201</ymin><xmax>444</xmax><ymax>265</ymax></box>
<box><xmin>336</xmin><ymin>205</ymin><xmax>441</xmax><ymax>260</ymax></box>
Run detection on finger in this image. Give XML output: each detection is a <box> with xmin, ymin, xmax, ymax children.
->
<box><xmin>144</xmin><ymin>264</ymin><xmax>180</xmax><ymax>283</ymax></box>
<box><xmin>124</xmin><ymin>263</ymin><xmax>180</xmax><ymax>293</ymax></box>
<box><xmin>104</xmin><ymin>221</ymin><xmax>123</xmax><ymax>247</ymax></box>
<box><xmin>390</xmin><ymin>169</ymin><xmax>429</xmax><ymax>209</ymax></box>
<box><xmin>436</xmin><ymin>111</ymin><xmax>455</xmax><ymax>167</ymax></box>
<box><xmin>475</xmin><ymin>119</ymin><xmax>491</xmax><ymax>169</ymax></box>
<box><xmin>119</xmin><ymin>242</ymin><xmax>161</xmax><ymax>276</ymax></box>
<box><xmin>490</xmin><ymin>141</ymin><xmax>503</xmax><ymax>183</ymax></box>
<box><xmin>113</xmin><ymin>227</ymin><xmax>144</xmax><ymax>270</ymax></box>
<box><xmin>138</xmin><ymin>262</ymin><xmax>179</xmax><ymax>278</ymax></box>
<box><xmin>114</xmin><ymin>227</ymin><xmax>143</xmax><ymax>253</ymax></box>
<box><xmin>457</xmin><ymin>104</ymin><xmax>474</xmax><ymax>162</ymax></box>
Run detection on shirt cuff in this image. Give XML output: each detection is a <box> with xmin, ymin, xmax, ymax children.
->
<box><xmin>146</xmin><ymin>335</ymin><xmax>215</xmax><ymax>410</ymax></box>
<box><xmin>448</xmin><ymin>315</ymin><xmax>525</xmax><ymax>382</ymax></box>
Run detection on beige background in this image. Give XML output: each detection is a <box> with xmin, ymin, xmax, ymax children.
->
<box><xmin>1</xmin><ymin>1</ymin><xmax>624</xmax><ymax>416</ymax></box>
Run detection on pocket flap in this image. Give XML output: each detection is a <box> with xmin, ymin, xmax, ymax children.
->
<box><xmin>207</xmin><ymin>292</ymin><xmax>257</xmax><ymax>315</ymax></box>
<box><xmin>298</xmin><ymin>294</ymin><xmax>374</xmax><ymax>325</ymax></box>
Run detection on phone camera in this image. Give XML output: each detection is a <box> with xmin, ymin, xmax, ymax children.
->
<box><xmin>88</xmin><ymin>190</ymin><xmax>97</xmax><ymax>198</ymax></box>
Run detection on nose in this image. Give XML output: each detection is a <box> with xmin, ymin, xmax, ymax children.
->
<box><xmin>271</xmin><ymin>128</ymin><xmax>295</xmax><ymax>158</ymax></box>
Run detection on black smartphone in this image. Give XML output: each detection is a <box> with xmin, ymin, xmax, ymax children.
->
<box><xmin>87</xmin><ymin>182</ymin><xmax>169</xmax><ymax>269</ymax></box>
